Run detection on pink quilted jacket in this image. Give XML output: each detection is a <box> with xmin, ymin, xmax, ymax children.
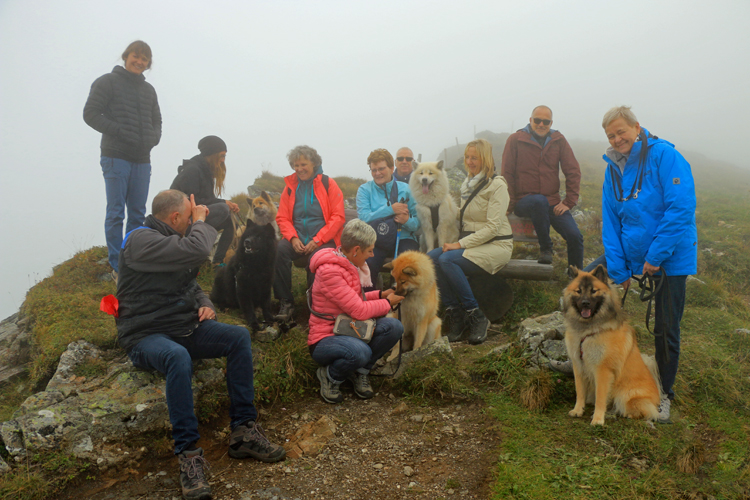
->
<box><xmin>307</xmin><ymin>248</ymin><xmax>390</xmax><ymax>346</ymax></box>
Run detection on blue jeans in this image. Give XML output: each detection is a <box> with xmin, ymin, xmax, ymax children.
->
<box><xmin>583</xmin><ymin>254</ymin><xmax>607</xmax><ymax>272</ymax></box>
<box><xmin>101</xmin><ymin>157</ymin><xmax>151</xmax><ymax>272</ymax></box>
<box><xmin>311</xmin><ymin>317</ymin><xmax>403</xmax><ymax>381</ymax></box>
<box><xmin>514</xmin><ymin>194</ymin><xmax>584</xmax><ymax>269</ymax></box>
<box><xmin>428</xmin><ymin>247</ymin><xmax>487</xmax><ymax>310</ymax></box>
<box><xmin>654</xmin><ymin>275</ymin><xmax>686</xmax><ymax>400</ymax></box>
<box><xmin>128</xmin><ymin>320</ymin><xmax>257</xmax><ymax>454</ymax></box>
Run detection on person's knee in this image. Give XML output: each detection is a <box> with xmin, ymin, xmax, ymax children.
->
<box><xmin>343</xmin><ymin>342</ymin><xmax>372</xmax><ymax>367</ymax></box>
<box><xmin>380</xmin><ymin>317</ymin><xmax>404</xmax><ymax>338</ymax></box>
<box><xmin>162</xmin><ymin>345</ymin><xmax>193</xmax><ymax>375</ymax></box>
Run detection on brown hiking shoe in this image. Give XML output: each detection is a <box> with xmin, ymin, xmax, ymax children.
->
<box><xmin>228</xmin><ymin>420</ymin><xmax>286</xmax><ymax>462</ymax></box>
<box><xmin>178</xmin><ymin>448</ymin><xmax>212</xmax><ymax>500</ymax></box>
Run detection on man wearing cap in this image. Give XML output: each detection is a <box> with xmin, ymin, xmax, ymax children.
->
<box><xmin>501</xmin><ymin>106</ymin><xmax>584</xmax><ymax>268</ymax></box>
<box><xmin>394</xmin><ymin>147</ymin><xmax>415</xmax><ymax>183</ymax></box>
<box><xmin>171</xmin><ymin>135</ymin><xmax>240</xmax><ymax>264</ymax></box>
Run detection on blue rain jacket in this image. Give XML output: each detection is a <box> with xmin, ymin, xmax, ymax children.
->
<box><xmin>601</xmin><ymin>129</ymin><xmax>697</xmax><ymax>284</ymax></box>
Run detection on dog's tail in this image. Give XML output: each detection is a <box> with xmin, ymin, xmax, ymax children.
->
<box><xmin>641</xmin><ymin>353</ymin><xmax>664</xmax><ymax>399</ymax></box>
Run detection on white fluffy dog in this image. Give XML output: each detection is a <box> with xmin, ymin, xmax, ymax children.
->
<box><xmin>409</xmin><ymin>161</ymin><xmax>459</xmax><ymax>252</ymax></box>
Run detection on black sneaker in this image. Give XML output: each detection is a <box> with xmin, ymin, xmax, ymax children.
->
<box><xmin>178</xmin><ymin>448</ymin><xmax>212</xmax><ymax>500</ymax></box>
<box><xmin>446</xmin><ymin>307</ymin><xmax>469</xmax><ymax>342</ymax></box>
<box><xmin>317</xmin><ymin>366</ymin><xmax>344</xmax><ymax>404</ymax></box>
<box><xmin>466</xmin><ymin>308</ymin><xmax>489</xmax><ymax>345</ymax></box>
<box><xmin>275</xmin><ymin>300</ymin><xmax>295</xmax><ymax>322</ymax></box>
<box><xmin>348</xmin><ymin>372</ymin><xmax>374</xmax><ymax>399</ymax></box>
<box><xmin>229</xmin><ymin>420</ymin><xmax>286</xmax><ymax>462</ymax></box>
<box><xmin>538</xmin><ymin>250</ymin><xmax>553</xmax><ymax>265</ymax></box>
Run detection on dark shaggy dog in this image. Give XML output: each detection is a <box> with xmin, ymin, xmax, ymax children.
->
<box><xmin>210</xmin><ymin>220</ymin><xmax>277</xmax><ymax>331</ymax></box>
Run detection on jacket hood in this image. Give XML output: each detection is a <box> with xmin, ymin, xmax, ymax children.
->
<box><xmin>144</xmin><ymin>214</ymin><xmax>181</xmax><ymax>237</ymax></box>
<box><xmin>178</xmin><ymin>154</ymin><xmax>211</xmax><ymax>175</ymax></box>
<box><xmin>112</xmin><ymin>65</ymin><xmax>146</xmax><ymax>83</ymax></box>
<box><xmin>309</xmin><ymin>247</ymin><xmax>353</xmax><ymax>274</ymax></box>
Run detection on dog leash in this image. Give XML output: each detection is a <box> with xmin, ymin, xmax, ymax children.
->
<box><xmin>371</xmin><ymin>301</ymin><xmax>403</xmax><ymax>378</ymax></box>
<box><xmin>625</xmin><ymin>267</ymin><xmax>672</xmax><ymax>364</ymax></box>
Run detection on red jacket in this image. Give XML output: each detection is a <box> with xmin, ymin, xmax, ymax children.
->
<box><xmin>276</xmin><ymin>173</ymin><xmax>346</xmax><ymax>246</ymax></box>
<box><xmin>501</xmin><ymin>128</ymin><xmax>581</xmax><ymax>212</ymax></box>
<box><xmin>307</xmin><ymin>248</ymin><xmax>390</xmax><ymax>346</ymax></box>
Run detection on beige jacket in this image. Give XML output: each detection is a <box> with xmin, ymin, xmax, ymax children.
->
<box><xmin>458</xmin><ymin>175</ymin><xmax>513</xmax><ymax>274</ymax></box>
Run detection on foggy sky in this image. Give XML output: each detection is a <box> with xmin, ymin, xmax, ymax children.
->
<box><xmin>1</xmin><ymin>0</ymin><xmax>748</xmax><ymax>319</ymax></box>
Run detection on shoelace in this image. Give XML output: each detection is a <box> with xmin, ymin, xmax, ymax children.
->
<box><xmin>244</xmin><ymin>423</ymin><xmax>272</xmax><ymax>449</ymax></box>
<box><xmin>181</xmin><ymin>454</ymin><xmax>210</xmax><ymax>481</ymax></box>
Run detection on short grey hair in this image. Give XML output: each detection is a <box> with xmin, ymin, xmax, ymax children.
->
<box><xmin>287</xmin><ymin>145</ymin><xmax>322</xmax><ymax>168</ymax></box>
<box><xmin>602</xmin><ymin>106</ymin><xmax>638</xmax><ymax>129</ymax></box>
<box><xmin>532</xmin><ymin>105</ymin><xmax>553</xmax><ymax>118</ymax></box>
<box><xmin>341</xmin><ymin>219</ymin><xmax>376</xmax><ymax>251</ymax></box>
<box><xmin>152</xmin><ymin>189</ymin><xmax>188</xmax><ymax>219</ymax></box>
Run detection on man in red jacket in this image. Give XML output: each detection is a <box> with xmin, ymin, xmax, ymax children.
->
<box><xmin>501</xmin><ymin>106</ymin><xmax>584</xmax><ymax>268</ymax></box>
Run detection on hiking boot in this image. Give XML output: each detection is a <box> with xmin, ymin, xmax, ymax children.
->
<box><xmin>317</xmin><ymin>366</ymin><xmax>343</xmax><ymax>404</ymax></box>
<box><xmin>178</xmin><ymin>448</ymin><xmax>212</xmax><ymax>500</ymax></box>
<box><xmin>548</xmin><ymin>359</ymin><xmax>574</xmax><ymax>377</ymax></box>
<box><xmin>446</xmin><ymin>307</ymin><xmax>469</xmax><ymax>342</ymax></box>
<box><xmin>466</xmin><ymin>308</ymin><xmax>489</xmax><ymax>345</ymax></box>
<box><xmin>275</xmin><ymin>300</ymin><xmax>295</xmax><ymax>322</ymax></box>
<box><xmin>657</xmin><ymin>397</ymin><xmax>672</xmax><ymax>424</ymax></box>
<box><xmin>348</xmin><ymin>372</ymin><xmax>374</xmax><ymax>399</ymax></box>
<box><xmin>229</xmin><ymin>420</ymin><xmax>286</xmax><ymax>462</ymax></box>
<box><xmin>538</xmin><ymin>250</ymin><xmax>553</xmax><ymax>265</ymax></box>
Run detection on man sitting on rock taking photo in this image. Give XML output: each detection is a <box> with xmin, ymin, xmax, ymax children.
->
<box><xmin>115</xmin><ymin>189</ymin><xmax>285</xmax><ymax>500</ymax></box>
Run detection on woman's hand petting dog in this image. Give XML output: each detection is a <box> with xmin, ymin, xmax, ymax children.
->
<box><xmin>386</xmin><ymin>291</ymin><xmax>405</xmax><ymax>307</ymax></box>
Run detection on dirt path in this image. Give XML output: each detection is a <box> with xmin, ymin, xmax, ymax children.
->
<box><xmin>61</xmin><ymin>380</ymin><xmax>500</xmax><ymax>500</ymax></box>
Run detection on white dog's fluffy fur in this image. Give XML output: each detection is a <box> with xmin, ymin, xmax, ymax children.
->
<box><xmin>409</xmin><ymin>161</ymin><xmax>459</xmax><ymax>252</ymax></box>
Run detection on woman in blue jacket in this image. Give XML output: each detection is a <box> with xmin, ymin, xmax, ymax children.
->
<box><xmin>356</xmin><ymin>149</ymin><xmax>420</xmax><ymax>289</ymax></box>
<box><xmin>601</xmin><ymin>106</ymin><xmax>697</xmax><ymax>423</ymax></box>
<box><xmin>84</xmin><ymin>40</ymin><xmax>162</xmax><ymax>277</ymax></box>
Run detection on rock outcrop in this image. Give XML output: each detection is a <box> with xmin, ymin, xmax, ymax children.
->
<box><xmin>516</xmin><ymin>311</ymin><xmax>569</xmax><ymax>368</ymax></box>
<box><xmin>0</xmin><ymin>314</ymin><xmax>31</xmax><ymax>385</ymax></box>
<box><xmin>0</xmin><ymin>340</ymin><xmax>224</xmax><ymax>471</ymax></box>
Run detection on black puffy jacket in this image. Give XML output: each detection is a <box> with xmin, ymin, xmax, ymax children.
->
<box><xmin>83</xmin><ymin>66</ymin><xmax>162</xmax><ymax>163</ymax></box>
<box><xmin>170</xmin><ymin>155</ymin><xmax>225</xmax><ymax>206</ymax></box>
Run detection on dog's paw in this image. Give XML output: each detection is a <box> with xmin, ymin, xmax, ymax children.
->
<box><xmin>568</xmin><ymin>408</ymin><xmax>584</xmax><ymax>418</ymax></box>
<box><xmin>590</xmin><ymin>415</ymin><xmax>605</xmax><ymax>426</ymax></box>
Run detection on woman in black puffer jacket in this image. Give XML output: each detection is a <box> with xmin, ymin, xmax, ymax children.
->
<box><xmin>84</xmin><ymin>40</ymin><xmax>162</xmax><ymax>276</ymax></box>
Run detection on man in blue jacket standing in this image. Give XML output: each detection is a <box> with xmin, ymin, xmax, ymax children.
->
<box><xmin>601</xmin><ymin>106</ymin><xmax>697</xmax><ymax>423</ymax></box>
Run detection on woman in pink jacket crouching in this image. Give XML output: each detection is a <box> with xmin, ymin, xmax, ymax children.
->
<box><xmin>308</xmin><ymin>219</ymin><xmax>405</xmax><ymax>404</ymax></box>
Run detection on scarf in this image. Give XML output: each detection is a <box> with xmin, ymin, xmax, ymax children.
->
<box><xmin>461</xmin><ymin>173</ymin><xmax>486</xmax><ymax>201</ymax></box>
<box><xmin>335</xmin><ymin>248</ymin><xmax>372</xmax><ymax>288</ymax></box>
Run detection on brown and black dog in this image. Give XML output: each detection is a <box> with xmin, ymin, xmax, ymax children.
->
<box><xmin>563</xmin><ymin>265</ymin><xmax>661</xmax><ymax>426</ymax></box>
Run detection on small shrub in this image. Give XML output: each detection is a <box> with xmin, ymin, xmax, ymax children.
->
<box><xmin>393</xmin><ymin>353</ymin><xmax>472</xmax><ymax>399</ymax></box>
<box><xmin>676</xmin><ymin>442</ymin><xmax>705</xmax><ymax>474</ymax></box>
<box><xmin>520</xmin><ymin>369</ymin><xmax>553</xmax><ymax>411</ymax></box>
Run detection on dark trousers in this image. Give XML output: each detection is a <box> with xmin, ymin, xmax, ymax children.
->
<box><xmin>365</xmin><ymin>238</ymin><xmax>420</xmax><ymax>290</ymax></box>
<box><xmin>273</xmin><ymin>239</ymin><xmax>336</xmax><ymax>303</ymax></box>
<box><xmin>205</xmin><ymin>202</ymin><xmax>234</xmax><ymax>264</ymax></box>
<box><xmin>654</xmin><ymin>275</ymin><xmax>687</xmax><ymax>401</ymax></box>
<box><xmin>127</xmin><ymin>320</ymin><xmax>256</xmax><ymax>454</ymax></box>
<box><xmin>514</xmin><ymin>194</ymin><xmax>584</xmax><ymax>269</ymax></box>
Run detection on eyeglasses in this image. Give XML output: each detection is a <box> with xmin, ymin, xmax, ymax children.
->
<box><xmin>370</xmin><ymin>167</ymin><xmax>390</xmax><ymax>174</ymax></box>
<box><xmin>533</xmin><ymin>118</ymin><xmax>552</xmax><ymax>126</ymax></box>
<box><xmin>396</xmin><ymin>156</ymin><xmax>413</xmax><ymax>162</ymax></box>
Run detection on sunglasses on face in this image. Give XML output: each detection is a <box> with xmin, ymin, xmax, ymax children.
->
<box><xmin>396</xmin><ymin>156</ymin><xmax>413</xmax><ymax>162</ymax></box>
<box><xmin>533</xmin><ymin>118</ymin><xmax>552</xmax><ymax>126</ymax></box>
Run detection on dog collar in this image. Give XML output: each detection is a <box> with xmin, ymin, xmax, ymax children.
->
<box><xmin>579</xmin><ymin>332</ymin><xmax>596</xmax><ymax>360</ymax></box>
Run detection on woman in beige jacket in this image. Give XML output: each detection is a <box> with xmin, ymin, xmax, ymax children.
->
<box><xmin>428</xmin><ymin>139</ymin><xmax>513</xmax><ymax>345</ymax></box>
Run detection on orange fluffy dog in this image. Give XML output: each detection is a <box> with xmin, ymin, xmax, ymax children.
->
<box><xmin>385</xmin><ymin>251</ymin><xmax>442</xmax><ymax>356</ymax></box>
<box><xmin>563</xmin><ymin>265</ymin><xmax>661</xmax><ymax>426</ymax></box>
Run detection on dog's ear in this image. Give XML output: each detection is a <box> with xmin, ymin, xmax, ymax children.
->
<box><xmin>246</xmin><ymin>197</ymin><xmax>254</xmax><ymax>207</ymax></box>
<box><xmin>261</xmin><ymin>191</ymin><xmax>272</xmax><ymax>203</ymax></box>
<box><xmin>382</xmin><ymin>261</ymin><xmax>394</xmax><ymax>271</ymax></box>
<box><xmin>567</xmin><ymin>265</ymin><xmax>580</xmax><ymax>280</ymax></box>
<box><xmin>436</xmin><ymin>160</ymin><xmax>444</xmax><ymax>170</ymax></box>
<box><xmin>592</xmin><ymin>264</ymin><xmax>609</xmax><ymax>284</ymax></box>
<box><xmin>402</xmin><ymin>266</ymin><xmax>417</xmax><ymax>277</ymax></box>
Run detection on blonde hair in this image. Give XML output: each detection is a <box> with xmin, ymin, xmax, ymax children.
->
<box><xmin>602</xmin><ymin>106</ymin><xmax>639</xmax><ymax>129</ymax></box>
<box><xmin>464</xmin><ymin>139</ymin><xmax>495</xmax><ymax>178</ymax></box>
<box><xmin>205</xmin><ymin>152</ymin><xmax>226</xmax><ymax>197</ymax></box>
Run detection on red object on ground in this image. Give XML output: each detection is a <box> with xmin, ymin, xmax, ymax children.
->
<box><xmin>100</xmin><ymin>294</ymin><xmax>119</xmax><ymax>318</ymax></box>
